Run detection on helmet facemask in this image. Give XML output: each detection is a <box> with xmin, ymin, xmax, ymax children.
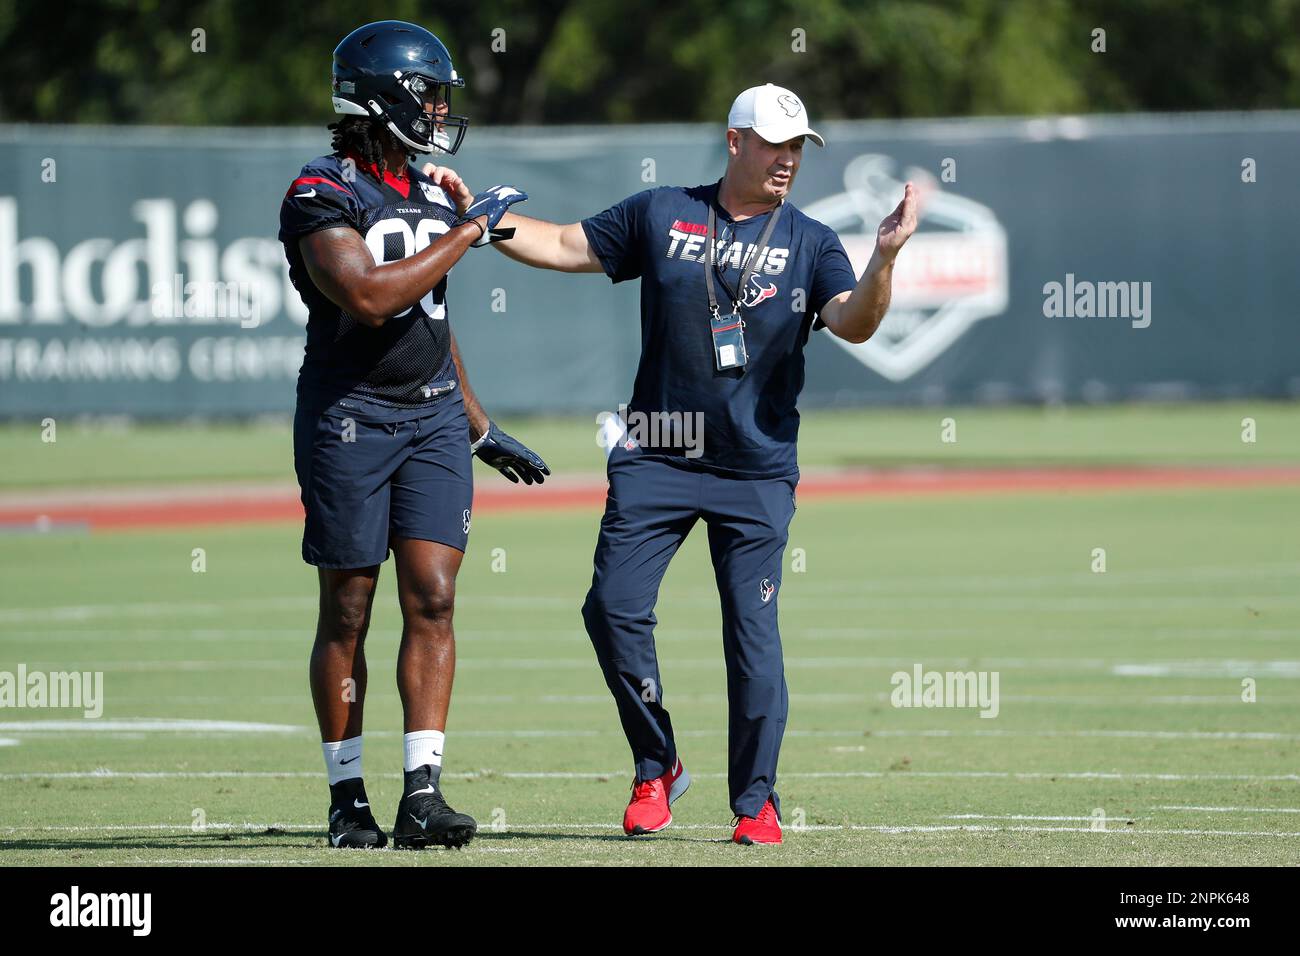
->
<box><xmin>379</xmin><ymin>71</ymin><xmax>468</xmax><ymax>155</ymax></box>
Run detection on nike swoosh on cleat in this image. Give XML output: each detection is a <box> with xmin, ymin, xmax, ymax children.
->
<box><xmin>409</xmin><ymin>813</ymin><xmax>428</xmax><ymax>829</ymax></box>
<box><xmin>353</xmin><ymin>798</ymin><xmax>369</xmax><ymax>809</ymax></box>
<box><xmin>408</xmin><ymin>785</ymin><xmax>435</xmax><ymax>796</ymax></box>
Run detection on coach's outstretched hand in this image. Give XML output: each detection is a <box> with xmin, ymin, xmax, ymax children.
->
<box><xmin>459</xmin><ymin>185</ymin><xmax>528</xmax><ymax>247</ymax></box>
<box><xmin>472</xmin><ymin>421</ymin><xmax>551</xmax><ymax>485</ymax></box>
<box><xmin>876</xmin><ymin>181</ymin><xmax>919</xmax><ymax>261</ymax></box>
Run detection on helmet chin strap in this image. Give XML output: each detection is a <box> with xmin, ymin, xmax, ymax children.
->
<box><xmin>384</xmin><ymin>118</ymin><xmax>453</xmax><ymax>155</ymax></box>
<box><xmin>386</xmin><ymin>119</ymin><xmax>434</xmax><ymax>154</ymax></box>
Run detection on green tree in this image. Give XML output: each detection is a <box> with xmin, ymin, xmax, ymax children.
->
<box><xmin>1</xmin><ymin>0</ymin><xmax>1297</xmax><ymax>125</ymax></box>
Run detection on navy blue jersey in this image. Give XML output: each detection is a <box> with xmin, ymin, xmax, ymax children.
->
<box><xmin>279</xmin><ymin>154</ymin><xmax>462</xmax><ymax>422</ymax></box>
<box><xmin>582</xmin><ymin>182</ymin><xmax>857</xmax><ymax>479</ymax></box>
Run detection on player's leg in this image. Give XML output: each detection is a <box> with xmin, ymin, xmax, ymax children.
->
<box><xmin>582</xmin><ymin>447</ymin><xmax>699</xmax><ymax>833</ymax></box>
<box><xmin>310</xmin><ymin>567</ymin><xmax>379</xmax><ymax>741</ymax></box>
<box><xmin>311</xmin><ymin>566</ymin><xmax>387</xmax><ymax>847</ymax></box>
<box><xmin>294</xmin><ymin>404</ymin><xmax>404</xmax><ymax>849</ymax></box>
<box><xmin>703</xmin><ymin>470</ymin><xmax>798</xmax><ymax>845</ymax></box>
<box><xmin>393</xmin><ymin>539</ymin><xmax>460</xmax><ymax>732</ymax></box>
<box><xmin>385</xmin><ymin>397</ymin><xmax>478</xmax><ymax>848</ymax></box>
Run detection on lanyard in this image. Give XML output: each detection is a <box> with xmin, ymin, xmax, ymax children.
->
<box><xmin>705</xmin><ymin>193</ymin><xmax>784</xmax><ymax>318</ymax></box>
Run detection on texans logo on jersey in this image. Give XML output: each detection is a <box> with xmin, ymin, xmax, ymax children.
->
<box><xmin>740</xmin><ymin>274</ymin><xmax>779</xmax><ymax>309</ymax></box>
<box><xmin>419</xmin><ymin>180</ymin><xmax>452</xmax><ymax>207</ymax></box>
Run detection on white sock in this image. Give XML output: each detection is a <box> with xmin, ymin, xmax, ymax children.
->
<box><xmin>322</xmin><ymin>736</ymin><xmax>363</xmax><ymax>785</ymax></box>
<box><xmin>403</xmin><ymin>730</ymin><xmax>445</xmax><ymax>773</ymax></box>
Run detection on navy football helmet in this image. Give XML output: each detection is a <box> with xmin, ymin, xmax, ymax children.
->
<box><xmin>331</xmin><ymin>20</ymin><xmax>468</xmax><ymax>155</ymax></box>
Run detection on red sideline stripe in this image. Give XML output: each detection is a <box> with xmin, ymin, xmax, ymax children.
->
<box><xmin>2</xmin><ymin>497</ymin><xmax>304</xmax><ymax>530</ymax></box>
<box><xmin>2</xmin><ymin>466</ymin><xmax>1298</xmax><ymax>531</ymax></box>
<box><xmin>285</xmin><ymin>176</ymin><xmax>351</xmax><ymax>198</ymax></box>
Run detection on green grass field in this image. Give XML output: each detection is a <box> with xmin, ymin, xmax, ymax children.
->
<box><xmin>5</xmin><ymin>401</ymin><xmax>1299</xmax><ymax>488</ymax></box>
<box><xmin>1</xmin><ymin>403</ymin><xmax>1298</xmax><ymax>866</ymax></box>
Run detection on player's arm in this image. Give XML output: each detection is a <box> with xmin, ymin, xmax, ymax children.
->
<box><xmin>449</xmin><ymin>331</ymin><xmax>489</xmax><ymax>440</ymax></box>
<box><xmin>449</xmin><ymin>330</ymin><xmax>551</xmax><ymax>485</ymax></box>
<box><xmin>819</xmin><ymin>183</ymin><xmax>918</xmax><ymax>344</ymax></box>
<box><xmin>299</xmin><ymin>219</ymin><xmax>485</xmax><ymax>328</ymax></box>
<box><xmin>423</xmin><ymin>164</ymin><xmax>603</xmax><ymax>273</ymax></box>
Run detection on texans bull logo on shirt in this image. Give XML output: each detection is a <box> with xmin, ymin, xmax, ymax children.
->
<box><xmin>664</xmin><ymin>216</ymin><xmax>790</xmax><ymax>309</ymax></box>
<box><xmin>579</xmin><ymin>181</ymin><xmax>858</xmax><ymax>480</ymax></box>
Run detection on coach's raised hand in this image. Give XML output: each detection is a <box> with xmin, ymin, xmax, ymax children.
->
<box><xmin>423</xmin><ymin>164</ymin><xmax>474</xmax><ymax>213</ymax></box>
<box><xmin>876</xmin><ymin>181</ymin><xmax>919</xmax><ymax>261</ymax></box>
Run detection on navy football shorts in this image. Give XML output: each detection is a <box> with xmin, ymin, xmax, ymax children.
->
<box><xmin>293</xmin><ymin>392</ymin><xmax>474</xmax><ymax>569</ymax></box>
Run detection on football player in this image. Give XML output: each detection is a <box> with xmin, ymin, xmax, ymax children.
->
<box><xmin>278</xmin><ymin>20</ymin><xmax>548</xmax><ymax>850</ymax></box>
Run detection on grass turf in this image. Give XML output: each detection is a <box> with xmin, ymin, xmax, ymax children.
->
<box><xmin>1</xmin><ymin>406</ymin><xmax>1298</xmax><ymax>865</ymax></box>
<box><xmin>2</xmin><ymin>401</ymin><xmax>1298</xmax><ymax>489</ymax></box>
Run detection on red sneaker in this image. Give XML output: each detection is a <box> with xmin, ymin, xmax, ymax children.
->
<box><xmin>733</xmin><ymin>798</ymin><xmax>782</xmax><ymax>845</ymax></box>
<box><xmin>622</xmin><ymin>758</ymin><xmax>691</xmax><ymax>835</ymax></box>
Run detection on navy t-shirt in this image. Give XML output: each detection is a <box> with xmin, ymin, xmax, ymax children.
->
<box><xmin>279</xmin><ymin>154</ymin><xmax>461</xmax><ymax>423</ymax></box>
<box><xmin>582</xmin><ymin>182</ymin><xmax>857</xmax><ymax>479</ymax></box>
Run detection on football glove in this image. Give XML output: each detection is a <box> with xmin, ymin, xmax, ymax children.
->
<box><xmin>459</xmin><ymin>185</ymin><xmax>527</xmax><ymax>246</ymax></box>
<box><xmin>471</xmin><ymin>421</ymin><xmax>550</xmax><ymax>485</ymax></box>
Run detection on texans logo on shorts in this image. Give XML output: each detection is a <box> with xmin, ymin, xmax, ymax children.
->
<box><xmin>759</xmin><ymin>578</ymin><xmax>776</xmax><ymax>603</ymax></box>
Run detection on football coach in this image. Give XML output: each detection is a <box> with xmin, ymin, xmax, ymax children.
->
<box><xmin>425</xmin><ymin>84</ymin><xmax>916</xmax><ymax>844</ymax></box>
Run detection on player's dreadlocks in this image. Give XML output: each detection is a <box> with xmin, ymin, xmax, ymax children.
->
<box><xmin>328</xmin><ymin>116</ymin><xmax>407</xmax><ymax>175</ymax></box>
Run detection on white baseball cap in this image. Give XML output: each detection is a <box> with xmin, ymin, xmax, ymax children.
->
<box><xmin>727</xmin><ymin>84</ymin><xmax>825</xmax><ymax>147</ymax></box>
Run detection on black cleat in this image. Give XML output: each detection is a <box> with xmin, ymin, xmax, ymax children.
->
<box><xmin>392</xmin><ymin>766</ymin><xmax>477</xmax><ymax>849</ymax></box>
<box><xmin>327</xmin><ymin>778</ymin><xmax>387</xmax><ymax>849</ymax></box>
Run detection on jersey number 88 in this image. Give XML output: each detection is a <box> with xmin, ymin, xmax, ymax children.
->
<box><xmin>364</xmin><ymin>217</ymin><xmax>450</xmax><ymax>321</ymax></box>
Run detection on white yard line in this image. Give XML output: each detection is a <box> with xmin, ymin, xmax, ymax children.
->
<box><xmin>4</xmin><ymin>821</ymin><xmax>1298</xmax><ymax>840</ymax></box>
<box><xmin>5</xmin><ymin>593</ymin><xmax>1300</xmax><ymax>626</ymax></box>
<box><xmin>11</xmin><ymin>656</ymin><xmax>1296</xmax><ymax>675</ymax></box>
<box><xmin>944</xmin><ymin>814</ymin><xmax>1146</xmax><ymax>821</ymax></box>
<box><xmin>2</xmin><ymin>721</ymin><xmax>1293</xmax><ymax>741</ymax></box>
<box><xmin>8</xmin><ymin>626</ymin><xmax>1298</xmax><ymax>645</ymax></box>
<box><xmin>827</xmin><ymin>729</ymin><xmax>1300</xmax><ymax>743</ymax></box>
<box><xmin>115</xmin><ymin>859</ymin><xmax>313</xmax><ymax>865</ymax></box>
<box><xmin>1154</xmin><ymin>805</ymin><xmax>1300</xmax><ymax>814</ymax></box>
<box><xmin>0</xmin><ymin>719</ymin><xmax>305</xmax><ymax>733</ymax></box>
<box><xmin>2</xmin><ymin>769</ymin><xmax>1297</xmax><ymax>782</ymax></box>
<box><xmin>3</xmin><ymin>558</ymin><xmax>1296</xmax><ymax>621</ymax></box>
<box><xmin>849</xmin><ymin>824</ymin><xmax>1300</xmax><ymax>837</ymax></box>
<box><xmin>1114</xmin><ymin>661</ymin><xmax>1300</xmax><ymax>677</ymax></box>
